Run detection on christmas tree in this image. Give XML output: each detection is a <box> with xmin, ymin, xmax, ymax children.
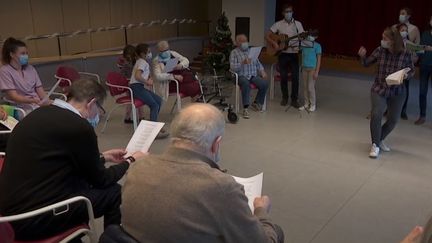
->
<box><xmin>204</xmin><ymin>12</ymin><xmax>234</xmax><ymax>75</ymax></box>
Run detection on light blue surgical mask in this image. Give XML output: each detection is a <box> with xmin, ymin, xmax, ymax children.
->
<box><xmin>399</xmin><ymin>15</ymin><xmax>408</xmax><ymax>23</ymax></box>
<box><xmin>307</xmin><ymin>36</ymin><xmax>316</xmax><ymax>42</ymax></box>
<box><xmin>87</xmin><ymin>113</ymin><xmax>100</xmax><ymax>128</ymax></box>
<box><xmin>159</xmin><ymin>50</ymin><xmax>170</xmax><ymax>60</ymax></box>
<box><xmin>381</xmin><ymin>40</ymin><xmax>390</xmax><ymax>49</ymax></box>
<box><xmin>146</xmin><ymin>52</ymin><xmax>153</xmax><ymax>60</ymax></box>
<box><xmin>240</xmin><ymin>42</ymin><xmax>249</xmax><ymax>51</ymax></box>
<box><xmin>284</xmin><ymin>11</ymin><xmax>293</xmax><ymax>21</ymax></box>
<box><xmin>19</xmin><ymin>54</ymin><xmax>29</xmax><ymax>66</ymax></box>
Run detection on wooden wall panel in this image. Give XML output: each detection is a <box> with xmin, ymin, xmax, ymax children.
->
<box><xmin>0</xmin><ymin>0</ymin><xmax>220</xmax><ymax>57</ymax></box>
<box><xmin>62</xmin><ymin>0</ymin><xmax>91</xmax><ymax>55</ymax></box>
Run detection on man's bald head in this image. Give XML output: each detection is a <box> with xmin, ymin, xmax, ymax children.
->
<box><xmin>170</xmin><ymin>104</ymin><xmax>225</xmax><ymax>151</ymax></box>
<box><xmin>235</xmin><ymin>34</ymin><xmax>248</xmax><ymax>47</ymax></box>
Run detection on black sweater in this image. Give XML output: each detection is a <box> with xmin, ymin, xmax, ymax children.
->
<box><xmin>0</xmin><ymin>105</ymin><xmax>129</xmax><ymax>215</ymax></box>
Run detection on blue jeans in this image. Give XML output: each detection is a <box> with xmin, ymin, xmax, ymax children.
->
<box><xmin>238</xmin><ymin>76</ymin><xmax>268</xmax><ymax>108</ymax></box>
<box><xmin>130</xmin><ymin>83</ymin><xmax>162</xmax><ymax>121</ymax></box>
<box><xmin>419</xmin><ymin>65</ymin><xmax>432</xmax><ymax>117</ymax></box>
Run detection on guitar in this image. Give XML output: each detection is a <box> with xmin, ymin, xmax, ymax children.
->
<box><xmin>265</xmin><ymin>30</ymin><xmax>312</xmax><ymax>56</ymax></box>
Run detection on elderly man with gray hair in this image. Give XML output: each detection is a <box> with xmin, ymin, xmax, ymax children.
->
<box><xmin>121</xmin><ymin>103</ymin><xmax>284</xmax><ymax>243</ymax></box>
<box><xmin>152</xmin><ymin>40</ymin><xmax>201</xmax><ymax>100</ymax></box>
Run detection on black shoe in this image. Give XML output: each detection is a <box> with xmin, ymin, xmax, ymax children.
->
<box><xmin>291</xmin><ymin>100</ymin><xmax>301</xmax><ymax>109</ymax></box>
<box><xmin>124</xmin><ymin>118</ymin><xmax>133</xmax><ymax>124</ymax></box>
<box><xmin>401</xmin><ymin>112</ymin><xmax>408</xmax><ymax>120</ymax></box>
<box><xmin>280</xmin><ymin>98</ymin><xmax>288</xmax><ymax>106</ymax></box>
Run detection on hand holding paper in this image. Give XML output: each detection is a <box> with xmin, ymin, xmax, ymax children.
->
<box><xmin>232</xmin><ymin>173</ymin><xmax>263</xmax><ymax>212</ymax></box>
<box><xmin>247</xmin><ymin>47</ymin><xmax>263</xmax><ymax>61</ymax></box>
<box><xmin>125</xmin><ymin>120</ymin><xmax>165</xmax><ymax>157</ymax></box>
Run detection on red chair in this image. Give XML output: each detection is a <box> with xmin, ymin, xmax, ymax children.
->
<box><xmin>102</xmin><ymin>72</ymin><xmax>145</xmax><ymax>132</ymax></box>
<box><xmin>0</xmin><ymin>156</ymin><xmax>4</xmax><ymax>173</ymax></box>
<box><xmin>229</xmin><ymin>70</ymin><xmax>267</xmax><ymax>114</ymax></box>
<box><xmin>270</xmin><ymin>62</ymin><xmax>293</xmax><ymax>100</ymax></box>
<box><xmin>52</xmin><ymin>66</ymin><xmax>101</xmax><ymax>94</ymax></box>
<box><xmin>0</xmin><ymin>196</ymin><xmax>97</xmax><ymax>243</ymax></box>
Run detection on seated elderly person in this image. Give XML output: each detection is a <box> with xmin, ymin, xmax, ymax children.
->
<box><xmin>0</xmin><ymin>37</ymin><xmax>51</xmax><ymax>114</ymax></box>
<box><xmin>230</xmin><ymin>34</ymin><xmax>268</xmax><ymax>119</ymax></box>
<box><xmin>121</xmin><ymin>103</ymin><xmax>284</xmax><ymax>243</ymax></box>
<box><xmin>152</xmin><ymin>40</ymin><xmax>201</xmax><ymax>100</ymax></box>
<box><xmin>0</xmin><ymin>79</ymin><xmax>144</xmax><ymax>241</ymax></box>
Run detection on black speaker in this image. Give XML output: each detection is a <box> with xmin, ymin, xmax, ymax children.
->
<box><xmin>235</xmin><ymin>17</ymin><xmax>250</xmax><ymax>39</ymax></box>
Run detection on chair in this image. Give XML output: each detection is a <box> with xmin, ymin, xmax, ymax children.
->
<box><xmin>52</xmin><ymin>66</ymin><xmax>101</xmax><ymax>94</ymax></box>
<box><xmin>102</xmin><ymin>72</ymin><xmax>145</xmax><ymax>132</ymax></box>
<box><xmin>229</xmin><ymin>70</ymin><xmax>267</xmax><ymax>114</ymax></box>
<box><xmin>0</xmin><ymin>196</ymin><xmax>97</xmax><ymax>243</ymax></box>
<box><xmin>168</xmin><ymin>69</ymin><xmax>206</xmax><ymax>113</ymax></box>
<box><xmin>270</xmin><ymin>62</ymin><xmax>293</xmax><ymax>100</ymax></box>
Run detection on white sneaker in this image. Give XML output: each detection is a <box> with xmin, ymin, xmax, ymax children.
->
<box><xmin>242</xmin><ymin>109</ymin><xmax>250</xmax><ymax>119</ymax></box>
<box><xmin>299</xmin><ymin>105</ymin><xmax>309</xmax><ymax>111</ymax></box>
<box><xmin>379</xmin><ymin>141</ymin><xmax>391</xmax><ymax>152</ymax></box>
<box><xmin>369</xmin><ymin>143</ymin><xmax>380</xmax><ymax>159</ymax></box>
<box><xmin>308</xmin><ymin>105</ymin><xmax>316</xmax><ymax>112</ymax></box>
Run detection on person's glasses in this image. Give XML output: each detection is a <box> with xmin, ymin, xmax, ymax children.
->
<box><xmin>95</xmin><ymin>101</ymin><xmax>106</xmax><ymax>115</ymax></box>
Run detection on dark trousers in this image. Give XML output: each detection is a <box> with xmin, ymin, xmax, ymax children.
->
<box><xmin>401</xmin><ymin>79</ymin><xmax>410</xmax><ymax>115</ymax></box>
<box><xmin>370</xmin><ymin>89</ymin><xmax>406</xmax><ymax>145</ymax></box>
<box><xmin>13</xmin><ymin>184</ymin><xmax>122</xmax><ymax>241</ymax></box>
<box><xmin>278</xmin><ymin>53</ymin><xmax>299</xmax><ymax>101</ymax></box>
<box><xmin>419</xmin><ymin>65</ymin><xmax>432</xmax><ymax>117</ymax></box>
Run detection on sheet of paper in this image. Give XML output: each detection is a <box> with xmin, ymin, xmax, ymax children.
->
<box><xmin>0</xmin><ymin>116</ymin><xmax>19</xmax><ymax>131</ymax></box>
<box><xmin>385</xmin><ymin>68</ymin><xmax>410</xmax><ymax>86</ymax></box>
<box><xmin>163</xmin><ymin>58</ymin><xmax>179</xmax><ymax>73</ymax></box>
<box><xmin>232</xmin><ymin>173</ymin><xmax>263</xmax><ymax>212</ymax></box>
<box><xmin>125</xmin><ymin>120</ymin><xmax>165</xmax><ymax>156</ymax></box>
<box><xmin>247</xmin><ymin>46</ymin><xmax>263</xmax><ymax>61</ymax></box>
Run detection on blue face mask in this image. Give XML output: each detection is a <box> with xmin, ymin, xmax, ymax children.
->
<box><xmin>240</xmin><ymin>42</ymin><xmax>249</xmax><ymax>51</ymax></box>
<box><xmin>399</xmin><ymin>15</ymin><xmax>408</xmax><ymax>23</ymax></box>
<box><xmin>146</xmin><ymin>52</ymin><xmax>153</xmax><ymax>60</ymax></box>
<box><xmin>307</xmin><ymin>36</ymin><xmax>316</xmax><ymax>42</ymax></box>
<box><xmin>87</xmin><ymin>113</ymin><xmax>100</xmax><ymax>128</ymax></box>
<box><xmin>19</xmin><ymin>54</ymin><xmax>29</xmax><ymax>66</ymax></box>
<box><xmin>159</xmin><ymin>50</ymin><xmax>170</xmax><ymax>60</ymax></box>
<box><xmin>284</xmin><ymin>11</ymin><xmax>293</xmax><ymax>21</ymax></box>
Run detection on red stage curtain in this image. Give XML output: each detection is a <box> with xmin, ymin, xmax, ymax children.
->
<box><xmin>275</xmin><ymin>0</ymin><xmax>432</xmax><ymax>56</ymax></box>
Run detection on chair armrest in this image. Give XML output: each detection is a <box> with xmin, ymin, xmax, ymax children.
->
<box><xmin>105</xmin><ymin>82</ymin><xmax>135</xmax><ymax>102</ymax></box>
<box><xmin>54</xmin><ymin>75</ymin><xmax>72</xmax><ymax>87</ymax></box>
<box><xmin>229</xmin><ymin>70</ymin><xmax>239</xmax><ymax>86</ymax></box>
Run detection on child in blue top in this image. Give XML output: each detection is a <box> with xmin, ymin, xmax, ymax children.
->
<box><xmin>300</xmin><ymin>30</ymin><xmax>322</xmax><ymax>112</ymax></box>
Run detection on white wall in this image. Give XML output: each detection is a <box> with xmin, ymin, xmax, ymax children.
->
<box><xmin>222</xmin><ymin>0</ymin><xmax>275</xmax><ymax>46</ymax></box>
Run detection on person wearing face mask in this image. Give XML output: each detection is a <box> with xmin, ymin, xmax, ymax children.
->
<box><xmin>229</xmin><ymin>34</ymin><xmax>268</xmax><ymax>119</ymax></box>
<box><xmin>129</xmin><ymin>43</ymin><xmax>169</xmax><ymax>139</ymax></box>
<box><xmin>393</xmin><ymin>7</ymin><xmax>420</xmax><ymax>45</ymax></box>
<box><xmin>117</xmin><ymin>44</ymin><xmax>144</xmax><ymax>124</ymax></box>
<box><xmin>299</xmin><ymin>30</ymin><xmax>322</xmax><ymax>112</ymax></box>
<box><xmin>0</xmin><ymin>79</ymin><xmax>146</xmax><ymax>241</ymax></box>
<box><xmin>415</xmin><ymin>15</ymin><xmax>432</xmax><ymax>125</ymax></box>
<box><xmin>120</xmin><ymin>103</ymin><xmax>284</xmax><ymax>243</ymax></box>
<box><xmin>266</xmin><ymin>4</ymin><xmax>305</xmax><ymax>108</ymax></box>
<box><xmin>152</xmin><ymin>40</ymin><xmax>201</xmax><ymax>101</ymax></box>
<box><xmin>358</xmin><ymin>27</ymin><xmax>415</xmax><ymax>159</ymax></box>
<box><xmin>0</xmin><ymin>37</ymin><xmax>51</xmax><ymax>115</ymax></box>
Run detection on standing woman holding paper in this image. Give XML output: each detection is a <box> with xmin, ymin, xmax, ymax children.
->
<box><xmin>358</xmin><ymin>27</ymin><xmax>414</xmax><ymax>159</ymax></box>
<box><xmin>129</xmin><ymin>43</ymin><xmax>169</xmax><ymax>139</ymax></box>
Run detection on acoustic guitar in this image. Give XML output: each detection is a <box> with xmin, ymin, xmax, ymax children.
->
<box><xmin>266</xmin><ymin>31</ymin><xmax>311</xmax><ymax>56</ymax></box>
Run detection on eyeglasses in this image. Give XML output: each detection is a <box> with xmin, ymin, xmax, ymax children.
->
<box><xmin>95</xmin><ymin>101</ymin><xmax>106</xmax><ymax>115</ymax></box>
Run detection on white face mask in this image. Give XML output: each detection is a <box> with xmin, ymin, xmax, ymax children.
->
<box><xmin>400</xmin><ymin>31</ymin><xmax>408</xmax><ymax>39</ymax></box>
<box><xmin>381</xmin><ymin>40</ymin><xmax>390</xmax><ymax>49</ymax></box>
<box><xmin>399</xmin><ymin>14</ymin><xmax>409</xmax><ymax>23</ymax></box>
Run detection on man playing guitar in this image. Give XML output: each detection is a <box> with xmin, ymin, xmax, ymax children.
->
<box><xmin>266</xmin><ymin>4</ymin><xmax>304</xmax><ymax>108</ymax></box>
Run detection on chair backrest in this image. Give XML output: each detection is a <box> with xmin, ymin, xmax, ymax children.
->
<box><xmin>56</xmin><ymin>66</ymin><xmax>81</xmax><ymax>87</ymax></box>
<box><xmin>0</xmin><ymin>157</ymin><xmax>4</xmax><ymax>173</ymax></box>
<box><xmin>0</xmin><ymin>221</ymin><xmax>14</xmax><ymax>243</ymax></box>
<box><xmin>106</xmin><ymin>72</ymin><xmax>130</xmax><ymax>96</ymax></box>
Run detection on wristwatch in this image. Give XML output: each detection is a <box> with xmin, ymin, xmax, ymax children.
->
<box><xmin>125</xmin><ymin>156</ymin><xmax>136</xmax><ymax>164</ymax></box>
